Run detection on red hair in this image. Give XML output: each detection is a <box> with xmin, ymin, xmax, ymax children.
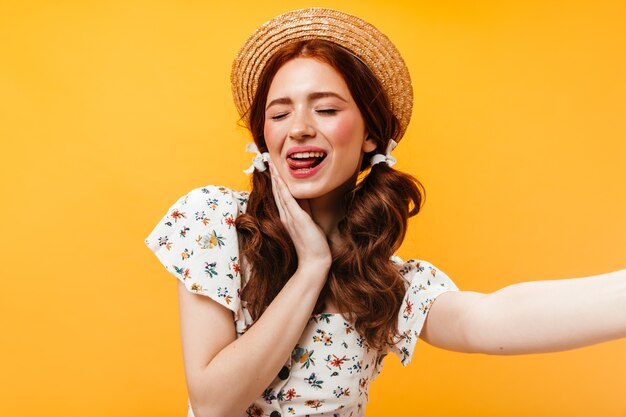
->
<box><xmin>235</xmin><ymin>40</ymin><xmax>424</xmax><ymax>351</ymax></box>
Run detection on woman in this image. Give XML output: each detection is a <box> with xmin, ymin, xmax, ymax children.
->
<box><xmin>145</xmin><ymin>8</ymin><xmax>626</xmax><ymax>417</ymax></box>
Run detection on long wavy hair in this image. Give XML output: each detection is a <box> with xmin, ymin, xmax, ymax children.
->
<box><xmin>235</xmin><ymin>39</ymin><xmax>424</xmax><ymax>352</ymax></box>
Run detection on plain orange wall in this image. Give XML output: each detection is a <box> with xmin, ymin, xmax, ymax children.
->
<box><xmin>1</xmin><ymin>1</ymin><xmax>625</xmax><ymax>416</ymax></box>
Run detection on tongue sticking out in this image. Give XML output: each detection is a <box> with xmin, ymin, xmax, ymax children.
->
<box><xmin>287</xmin><ymin>156</ymin><xmax>325</xmax><ymax>170</ymax></box>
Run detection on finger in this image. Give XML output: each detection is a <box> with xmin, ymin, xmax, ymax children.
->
<box><xmin>270</xmin><ymin>175</ymin><xmax>287</xmax><ymax>223</ymax></box>
<box><xmin>269</xmin><ymin>163</ymin><xmax>319</xmax><ymax>236</ymax></box>
<box><xmin>271</xmin><ymin>164</ymin><xmax>310</xmax><ymax>233</ymax></box>
<box><xmin>270</xmin><ymin>162</ymin><xmax>290</xmax><ymax>209</ymax></box>
<box><xmin>269</xmin><ymin>163</ymin><xmax>287</xmax><ymax>223</ymax></box>
<box><xmin>271</xmin><ymin>165</ymin><xmax>303</xmax><ymax>218</ymax></box>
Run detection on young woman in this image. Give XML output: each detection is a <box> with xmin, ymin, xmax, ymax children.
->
<box><xmin>145</xmin><ymin>8</ymin><xmax>626</xmax><ymax>417</ymax></box>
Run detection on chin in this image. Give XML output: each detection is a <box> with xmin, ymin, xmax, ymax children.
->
<box><xmin>287</xmin><ymin>185</ymin><xmax>326</xmax><ymax>200</ymax></box>
<box><xmin>287</xmin><ymin>179</ymin><xmax>354</xmax><ymax>202</ymax></box>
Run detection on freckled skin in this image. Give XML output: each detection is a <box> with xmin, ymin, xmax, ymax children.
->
<box><xmin>264</xmin><ymin>58</ymin><xmax>377</xmax><ymax>202</ymax></box>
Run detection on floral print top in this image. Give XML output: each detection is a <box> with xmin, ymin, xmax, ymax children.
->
<box><xmin>145</xmin><ymin>185</ymin><xmax>459</xmax><ymax>417</ymax></box>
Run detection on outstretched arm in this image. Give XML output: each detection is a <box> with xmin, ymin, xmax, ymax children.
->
<box><xmin>420</xmin><ymin>268</ymin><xmax>626</xmax><ymax>355</ymax></box>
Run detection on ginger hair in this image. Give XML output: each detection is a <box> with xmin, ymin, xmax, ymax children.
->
<box><xmin>235</xmin><ymin>40</ymin><xmax>424</xmax><ymax>351</ymax></box>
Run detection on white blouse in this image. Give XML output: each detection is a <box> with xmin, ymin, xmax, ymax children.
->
<box><xmin>145</xmin><ymin>185</ymin><xmax>459</xmax><ymax>417</ymax></box>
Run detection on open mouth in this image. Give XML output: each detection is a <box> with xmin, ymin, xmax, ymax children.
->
<box><xmin>286</xmin><ymin>151</ymin><xmax>327</xmax><ymax>171</ymax></box>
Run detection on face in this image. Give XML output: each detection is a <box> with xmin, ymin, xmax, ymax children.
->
<box><xmin>264</xmin><ymin>57</ymin><xmax>377</xmax><ymax>201</ymax></box>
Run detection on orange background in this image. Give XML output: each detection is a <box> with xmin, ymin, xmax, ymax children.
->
<box><xmin>1</xmin><ymin>1</ymin><xmax>625</xmax><ymax>416</ymax></box>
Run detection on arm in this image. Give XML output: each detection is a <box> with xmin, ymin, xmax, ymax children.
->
<box><xmin>180</xmin><ymin>265</ymin><xmax>327</xmax><ymax>417</ymax></box>
<box><xmin>420</xmin><ymin>268</ymin><xmax>626</xmax><ymax>355</ymax></box>
<box><xmin>181</xmin><ymin>163</ymin><xmax>332</xmax><ymax>417</ymax></box>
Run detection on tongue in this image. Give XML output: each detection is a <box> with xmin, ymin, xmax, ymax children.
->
<box><xmin>287</xmin><ymin>157</ymin><xmax>322</xmax><ymax>170</ymax></box>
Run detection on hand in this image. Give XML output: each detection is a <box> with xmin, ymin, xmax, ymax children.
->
<box><xmin>269</xmin><ymin>161</ymin><xmax>332</xmax><ymax>272</ymax></box>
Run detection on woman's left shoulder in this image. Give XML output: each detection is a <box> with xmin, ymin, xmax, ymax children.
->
<box><xmin>390</xmin><ymin>255</ymin><xmax>457</xmax><ymax>289</ymax></box>
<box><xmin>388</xmin><ymin>255</ymin><xmax>460</xmax><ymax>366</ymax></box>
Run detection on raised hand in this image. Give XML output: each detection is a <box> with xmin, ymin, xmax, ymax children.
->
<box><xmin>269</xmin><ymin>161</ymin><xmax>332</xmax><ymax>272</ymax></box>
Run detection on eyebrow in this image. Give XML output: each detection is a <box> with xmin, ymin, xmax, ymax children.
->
<box><xmin>265</xmin><ymin>91</ymin><xmax>348</xmax><ymax>111</ymax></box>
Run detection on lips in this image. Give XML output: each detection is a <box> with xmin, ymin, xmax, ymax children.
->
<box><xmin>285</xmin><ymin>146</ymin><xmax>328</xmax><ymax>178</ymax></box>
<box><xmin>287</xmin><ymin>154</ymin><xmax>326</xmax><ymax>170</ymax></box>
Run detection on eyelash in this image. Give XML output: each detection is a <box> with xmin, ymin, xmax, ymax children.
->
<box><xmin>270</xmin><ymin>109</ymin><xmax>338</xmax><ymax>120</ymax></box>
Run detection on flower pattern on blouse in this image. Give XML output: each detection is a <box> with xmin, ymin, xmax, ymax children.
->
<box><xmin>145</xmin><ymin>185</ymin><xmax>459</xmax><ymax>417</ymax></box>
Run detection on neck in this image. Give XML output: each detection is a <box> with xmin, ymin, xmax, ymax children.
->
<box><xmin>307</xmin><ymin>193</ymin><xmax>344</xmax><ymax>239</ymax></box>
<box><xmin>299</xmin><ymin>175</ymin><xmax>357</xmax><ymax>242</ymax></box>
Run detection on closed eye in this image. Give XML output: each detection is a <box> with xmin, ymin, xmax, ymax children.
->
<box><xmin>270</xmin><ymin>113</ymin><xmax>289</xmax><ymax>120</ymax></box>
<box><xmin>316</xmin><ymin>109</ymin><xmax>338</xmax><ymax>115</ymax></box>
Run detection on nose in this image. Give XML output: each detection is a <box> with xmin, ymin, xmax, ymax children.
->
<box><xmin>288</xmin><ymin>109</ymin><xmax>316</xmax><ymax>140</ymax></box>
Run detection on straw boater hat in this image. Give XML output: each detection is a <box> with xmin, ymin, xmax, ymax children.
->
<box><xmin>231</xmin><ymin>7</ymin><xmax>413</xmax><ymax>142</ymax></box>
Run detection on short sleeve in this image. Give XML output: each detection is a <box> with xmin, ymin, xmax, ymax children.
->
<box><xmin>389</xmin><ymin>256</ymin><xmax>459</xmax><ymax>366</ymax></box>
<box><xmin>144</xmin><ymin>185</ymin><xmax>248</xmax><ymax>320</ymax></box>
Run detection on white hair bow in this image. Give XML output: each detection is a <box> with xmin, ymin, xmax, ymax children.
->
<box><xmin>243</xmin><ymin>142</ymin><xmax>270</xmax><ymax>174</ymax></box>
<box><xmin>370</xmin><ymin>139</ymin><xmax>398</xmax><ymax>167</ymax></box>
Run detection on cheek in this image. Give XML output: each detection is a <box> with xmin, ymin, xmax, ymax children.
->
<box><xmin>326</xmin><ymin>113</ymin><xmax>364</xmax><ymax>147</ymax></box>
<box><xmin>263</xmin><ymin>123</ymin><xmax>283</xmax><ymax>151</ymax></box>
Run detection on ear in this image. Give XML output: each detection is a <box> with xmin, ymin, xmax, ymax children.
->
<box><xmin>362</xmin><ymin>136</ymin><xmax>377</xmax><ymax>153</ymax></box>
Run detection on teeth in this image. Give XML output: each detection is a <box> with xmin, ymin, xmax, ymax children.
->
<box><xmin>290</xmin><ymin>151</ymin><xmax>326</xmax><ymax>159</ymax></box>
